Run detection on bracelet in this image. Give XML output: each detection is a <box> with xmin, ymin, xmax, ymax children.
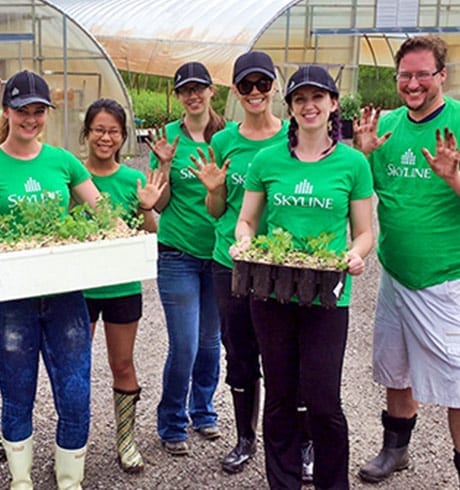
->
<box><xmin>138</xmin><ymin>205</ymin><xmax>154</xmax><ymax>212</ymax></box>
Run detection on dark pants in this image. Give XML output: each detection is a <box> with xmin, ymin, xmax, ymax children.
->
<box><xmin>251</xmin><ymin>298</ymin><xmax>349</xmax><ymax>490</ymax></box>
<box><xmin>212</xmin><ymin>261</ymin><xmax>261</xmax><ymax>388</ymax></box>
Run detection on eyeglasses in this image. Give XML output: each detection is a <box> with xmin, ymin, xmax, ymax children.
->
<box><xmin>89</xmin><ymin>128</ymin><xmax>122</xmax><ymax>137</ymax></box>
<box><xmin>236</xmin><ymin>77</ymin><xmax>273</xmax><ymax>95</ymax></box>
<box><xmin>395</xmin><ymin>69</ymin><xmax>442</xmax><ymax>83</ymax></box>
<box><xmin>176</xmin><ymin>84</ymin><xmax>208</xmax><ymax>96</ymax></box>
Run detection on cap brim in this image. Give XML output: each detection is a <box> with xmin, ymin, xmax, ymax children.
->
<box><xmin>285</xmin><ymin>81</ymin><xmax>338</xmax><ymax>100</ymax></box>
<box><xmin>234</xmin><ymin>68</ymin><xmax>276</xmax><ymax>85</ymax></box>
<box><xmin>174</xmin><ymin>78</ymin><xmax>211</xmax><ymax>90</ymax></box>
<box><xmin>8</xmin><ymin>97</ymin><xmax>55</xmax><ymax>109</ymax></box>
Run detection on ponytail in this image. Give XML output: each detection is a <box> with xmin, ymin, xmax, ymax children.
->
<box><xmin>204</xmin><ymin>107</ymin><xmax>226</xmax><ymax>143</ymax></box>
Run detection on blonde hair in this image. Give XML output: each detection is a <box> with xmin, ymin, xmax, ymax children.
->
<box><xmin>0</xmin><ymin>117</ymin><xmax>9</xmax><ymax>144</ymax></box>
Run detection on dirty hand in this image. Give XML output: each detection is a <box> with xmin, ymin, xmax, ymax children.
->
<box><xmin>145</xmin><ymin>124</ymin><xmax>179</xmax><ymax>165</ymax></box>
<box><xmin>189</xmin><ymin>147</ymin><xmax>230</xmax><ymax>192</ymax></box>
<box><xmin>422</xmin><ymin>127</ymin><xmax>460</xmax><ymax>186</ymax></box>
<box><xmin>353</xmin><ymin>105</ymin><xmax>391</xmax><ymax>156</ymax></box>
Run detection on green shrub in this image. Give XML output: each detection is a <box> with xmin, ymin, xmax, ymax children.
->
<box><xmin>339</xmin><ymin>93</ymin><xmax>362</xmax><ymax>120</ymax></box>
<box><xmin>129</xmin><ymin>90</ymin><xmax>183</xmax><ymax>127</ymax></box>
<box><xmin>358</xmin><ymin>66</ymin><xmax>402</xmax><ymax>109</ymax></box>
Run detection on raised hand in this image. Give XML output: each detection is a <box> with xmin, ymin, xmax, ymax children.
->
<box><xmin>144</xmin><ymin>124</ymin><xmax>179</xmax><ymax>165</ymax></box>
<box><xmin>137</xmin><ymin>169</ymin><xmax>168</xmax><ymax>210</ymax></box>
<box><xmin>188</xmin><ymin>146</ymin><xmax>230</xmax><ymax>192</ymax></box>
<box><xmin>353</xmin><ymin>105</ymin><xmax>391</xmax><ymax>156</ymax></box>
<box><xmin>422</xmin><ymin>128</ymin><xmax>460</xmax><ymax>188</ymax></box>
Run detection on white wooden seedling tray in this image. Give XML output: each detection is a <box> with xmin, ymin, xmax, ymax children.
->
<box><xmin>0</xmin><ymin>233</ymin><xmax>157</xmax><ymax>301</ymax></box>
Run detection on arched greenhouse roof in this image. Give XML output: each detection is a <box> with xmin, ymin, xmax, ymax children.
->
<box><xmin>50</xmin><ymin>0</ymin><xmax>460</xmax><ymax>98</ymax></box>
<box><xmin>0</xmin><ymin>0</ymin><xmax>136</xmax><ymax>156</ymax></box>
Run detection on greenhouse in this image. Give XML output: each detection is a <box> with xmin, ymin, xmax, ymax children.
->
<box><xmin>0</xmin><ymin>0</ymin><xmax>136</xmax><ymax>155</ymax></box>
<box><xmin>2</xmin><ymin>0</ymin><xmax>460</xmax><ymax>142</ymax></box>
<box><xmin>51</xmin><ymin>0</ymin><xmax>460</xmax><ymax>120</ymax></box>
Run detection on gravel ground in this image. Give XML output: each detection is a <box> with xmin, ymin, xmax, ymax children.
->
<box><xmin>0</xmin><ymin>148</ymin><xmax>457</xmax><ymax>489</ymax></box>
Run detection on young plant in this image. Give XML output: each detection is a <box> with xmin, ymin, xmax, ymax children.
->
<box><xmin>0</xmin><ymin>193</ymin><xmax>142</xmax><ymax>253</ymax></box>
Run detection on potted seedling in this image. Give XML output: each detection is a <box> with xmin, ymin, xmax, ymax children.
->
<box><xmin>232</xmin><ymin>228</ymin><xmax>347</xmax><ymax>308</ymax></box>
<box><xmin>339</xmin><ymin>93</ymin><xmax>362</xmax><ymax>139</ymax></box>
<box><xmin>0</xmin><ymin>195</ymin><xmax>157</xmax><ymax>301</ymax></box>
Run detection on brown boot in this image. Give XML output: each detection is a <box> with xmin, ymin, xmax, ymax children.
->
<box><xmin>359</xmin><ymin>410</ymin><xmax>416</xmax><ymax>483</ymax></box>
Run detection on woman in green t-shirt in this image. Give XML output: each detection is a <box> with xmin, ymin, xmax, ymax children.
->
<box><xmin>81</xmin><ymin>98</ymin><xmax>165</xmax><ymax>473</ymax></box>
<box><xmin>190</xmin><ymin>51</ymin><xmax>316</xmax><ymax>478</ymax></box>
<box><xmin>232</xmin><ymin>65</ymin><xmax>374</xmax><ymax>489</ymax></box>
<box><xmin>146</xmin><ymin>62</ymin><xmax>227</xmax><ymax>455</ymax></box>
<box><xmin>0</xmin><ymin>70</ymin><xmax>101</xmax><ymax>489</ymax></box>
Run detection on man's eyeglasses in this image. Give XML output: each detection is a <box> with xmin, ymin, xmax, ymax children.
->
<box><xmin>236</xmin><ymin>77</ymin><xmax>273</xmax><ymax>95</ymax></box>
<box><xmin>176</xmin><ymin>84</ymin><xmax>208</xmax><ymax>96</ymax></box>
<box><xmin>395</xmin><ymin>69</ymin><xmax>442</xmax><ymax>83</ymax></box>
<box><xmin>89</xmin><ymin>128</ymin><xmax>122</xmax><ymax>137</ymax></box>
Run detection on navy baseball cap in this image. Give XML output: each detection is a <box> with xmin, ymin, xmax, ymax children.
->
<box><xmin>233</xmin><ymin>51</ymin><xmax>276</xmax><ymax>85</ymax></box>
<box><xmin>285</xmin><ymin>65</ymin><xmax>339</xmax><ymax>102</ymax></box>
<box><xmin>174</xmin><ymin>62</ymin><xmax>212</xmax><ymax>90</ymax></box>
<box><xmin>2</xmin><ymin>70</ymin><xmax>55</xmax><ymax>109</ymax></box>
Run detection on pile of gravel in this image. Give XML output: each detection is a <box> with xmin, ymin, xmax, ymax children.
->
<box><xmin>0</xmin><ymin>149</ymin><xmax>456</xmax><ymax>489</ymax></box>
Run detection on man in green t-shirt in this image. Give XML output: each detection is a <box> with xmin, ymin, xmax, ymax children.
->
<box><xmin>355</xmin><ymin>36</ymin><xmax>460</xmax><ymax>485</ymax></box>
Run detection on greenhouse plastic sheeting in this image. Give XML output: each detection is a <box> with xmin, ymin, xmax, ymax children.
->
<box><xmin>0</xmin><ymin>0</ymin><xmax>135</xmax><ymax>156</ymax></box>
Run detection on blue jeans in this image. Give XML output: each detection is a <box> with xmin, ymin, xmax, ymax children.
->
<box><xmin>0</xmin><ymin>292</ymin><xmax>91</xmax><ymax>449</ymax></box>
<box><xmin>157</xmin><ymin>250</ymin><xmax>221</xmax><ymax>442</ymax></box>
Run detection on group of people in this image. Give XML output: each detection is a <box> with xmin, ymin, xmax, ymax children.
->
<box><xmin>0</xmin><ymin>33</ymin><xmax>458</xmax><ymax>490</ymax></box>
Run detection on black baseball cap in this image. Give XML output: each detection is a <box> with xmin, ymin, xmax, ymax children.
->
<box><xmin>174</xmin><ymin>62</ymin><xmax>212</xmax><ymax>91</ymax></box>
<box><xmin>233</xmin><ymin>51</ymin><xmax>276</xmax><ymax>85</ymax></box>
<box><xmin>285</xmin><ymin>65</ymin><xmax>339</xmax><ymax>102</ymax></box>
<box><xmin>2</xmin><ymin>70</ymin><xmax>55</xmax><ymax>109</ymax></box>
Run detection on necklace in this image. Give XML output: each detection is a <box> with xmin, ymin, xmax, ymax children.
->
<box><xmin>290</xmin><ymin>140</ymin><xmax>336</xmax><ymax>161</ymax></box>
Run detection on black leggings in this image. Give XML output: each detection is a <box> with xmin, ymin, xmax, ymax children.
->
<box><xmin>251</xmin><ymin>297</ymin><xmax>350</xmax><ymax>490</ymax></box>
<box><xmin>212</xmin><ymin>261</ymin><xmax>261</xmax><ymax>388</ymax></box>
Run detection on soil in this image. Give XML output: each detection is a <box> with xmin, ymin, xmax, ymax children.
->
<box><xmin>0</xmin><ymin>147</ymin><xmax>457</xmax><ymax>489</ymax></box>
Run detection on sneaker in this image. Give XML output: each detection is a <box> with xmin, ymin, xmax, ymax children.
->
<box><xmin>162</xmin><ymin>440</ymin><xmax>190</xmax><ymax>456</ymax></box>
<box><xmin>301</xmin><ymin>440</ymin><xmax>314</xmax><ymax>484</ymax></box>
<box><xmin>195</xmin><ymin>426</ymin><xmax>221</xmax><ymax>440</ymax></box>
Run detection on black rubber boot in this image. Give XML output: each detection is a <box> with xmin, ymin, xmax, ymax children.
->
<box><xmin>454</xmin><ymin>449</ymin><xmax>460</xmax><ymax>485</ymax></box>
<box><xmin>222</xmin><ymin>380</ymin><xmax>260</xmax><ymax>474</ymax></box>
<box><xmin>359</xmin><ymin>410</ymin><xmax>416</xmax><ymax>483</ymax></box>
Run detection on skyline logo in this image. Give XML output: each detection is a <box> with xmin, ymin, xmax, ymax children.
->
<box><xmin>294</xmin><ymin>179</ymin><xmax>313</xmax><ymax>195</ymax></box>
<box><xmin>24</xmin><ymin>177</ymin><xmax>42</xmax><ymax>193</ymax></box>
<box><xmin>401</xmin><ymin>149</ymin><xmax>416</xmax><ymax>166</ymax></box>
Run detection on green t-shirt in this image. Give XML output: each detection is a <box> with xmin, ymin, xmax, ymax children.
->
<box><xmin>150</xmin><ymin>120</ymin><xmax>232</xmax><ymax>259</ymax></box>
<box><xmin>245</xmin><ymin>141</ymin><xmax>373</xmax><ymax>306</ymax></box>
<box><xmin>211</xmin><ymin>121</ymin><xmax>289</xmax><ymax>268</ymax></box>
<box><xmin>0</xmin><ymin>143</ymin><xmax>89</xmax><ymax>214</ymax></box>
<box><xmin>370</xmin><ymin>96</ymin><xmax>460</xmax><ymax>290</ymax></box>
<box><xmin>84</xmin><ymin>164</ymin><xmax>147</xmax><ymax>299</ymax></box>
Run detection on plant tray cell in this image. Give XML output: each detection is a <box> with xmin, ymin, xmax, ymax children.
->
<box><xmin>231</xmin><ymin>260</ymin><xmax>252</xmax><ymax>297</ymax></box>
<box><xmin>232</xmin><ymin>260</ymin><xmax>346</xmax><ymax>308</ymax></box>
<box><xmin>0</xmin><ymin>234</ymin><xmax>157</xmax><ymax>301</ymax></box>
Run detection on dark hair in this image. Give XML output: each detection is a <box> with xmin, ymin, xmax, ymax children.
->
<box><xmin>80</xmin><ymin>98</ymin><xmax>128</xmax><ymax>162</ymax></box>
<box><xmin>395</xmin><ymin>36</ymin><xmax>447</xmax><ymax>71</ymax></box>
<box><xmin>287</xmin><ymin>93</ymin><xmax>341</xmax><ymax>155</ymax></box>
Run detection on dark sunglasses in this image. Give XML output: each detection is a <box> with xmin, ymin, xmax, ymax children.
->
<box><xmin>236</xmin><ymin>77</ymin><xmax>273</xmax><ymax>95</ymax></box>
